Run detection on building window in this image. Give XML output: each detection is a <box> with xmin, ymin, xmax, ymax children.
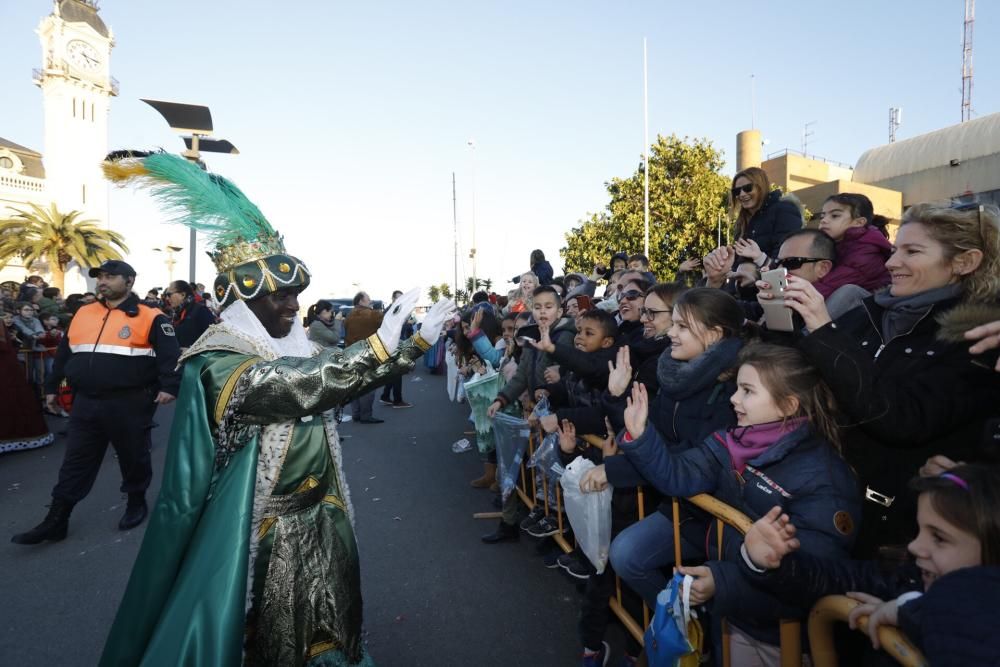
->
<box><xmin>0</xmin><ymin>157</ymin><xmax>13</xmax><ymax>169</ymax></box>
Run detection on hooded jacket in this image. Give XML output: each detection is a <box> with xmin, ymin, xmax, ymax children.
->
<box><xmin>741</xmin><ymin>190</ymin><xmax>804</xmax><ymax>261</ymax></box>
<box><xmin>619</xmin><ymin>421</ymin><xmax>861</xmax><ymax>644</ymax></box>
<box><xmin>812</xmin><ymin>225</ymin><xmax>892</xmax><ymax>298</ymax></box>
<box><xmin>496</xmin><ymin>316</ymin><xmax>576</xmax><ymax>407</ymax></box>
<box><xmin>798</xmin><ymin>297</ymin><xmax>1000</xmax><ymax>556</ymax></box>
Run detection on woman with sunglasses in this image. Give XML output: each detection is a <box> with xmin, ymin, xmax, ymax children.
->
<box><xmin>781</xmin><ymin>203</ymin><xmax>1000</xmax><ymax>558</ymax></box>
<box><xmin>728</xmin><ymin>167</ymin><xmax>804</xmax><ymax>271</ymax></box>
<box><xmin>615</xmin><ymin>277</ymin><xmax>651</xmax><ymax>348</ymax></box>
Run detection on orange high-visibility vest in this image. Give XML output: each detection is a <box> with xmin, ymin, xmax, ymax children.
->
<box><xmin>67</xmin><ymin>302</ymin><xmax>164</xmax><ymax>357</ymax></box>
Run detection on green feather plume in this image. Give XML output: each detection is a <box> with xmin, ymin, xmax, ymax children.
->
<box><xmin>135</xmin><ymin>152</ymin><xmax>276</xmax><ymax>246</ymax></box>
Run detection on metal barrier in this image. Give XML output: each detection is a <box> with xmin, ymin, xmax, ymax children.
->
<box><xmin>809</xmin><ymin>596</ymin><xmax>927</xmax><ymax>667</ymax></box>
<box><xmin>510</xmin><ymin>429</ymin><xmax>921</xmax><ymax>667</ymax></box>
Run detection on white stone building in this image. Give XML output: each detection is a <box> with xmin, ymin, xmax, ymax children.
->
<box><xmin>0</xmin><ymin>0</ymin><xmax>117</xmax><ymax>295</ymax></box>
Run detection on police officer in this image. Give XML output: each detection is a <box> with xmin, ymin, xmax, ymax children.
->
<box><xmin>12</xmin><ymin>260</ymin><xmax>181</xmax><ymax>544</ymax></box>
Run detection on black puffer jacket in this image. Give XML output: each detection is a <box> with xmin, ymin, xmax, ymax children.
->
<box><xmin>799</xmin><ymin>298</ymin><xmax>1000</xmax><ymax>556</ymax></box>
<box><xmin>740</xmin><ymin>190</ymin><xmax>803</xmax><ymax>261</ymax></box>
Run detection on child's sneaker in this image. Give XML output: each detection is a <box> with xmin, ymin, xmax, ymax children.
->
<box><xmin>558</xmin><ymin>552</ymin><xmax>591</xmax><ymax>580</ymax></box>
<box><xmin>581</xmin><ymin>641</ymin><xmax>609</xmax><ymax>667</ymax></box>
<box><xmin>526</xmin><ymin>514</ymin><xmax>564</xmax><ymax>538</ymax></box>
<box><xmin>519</xmin><ymin>506</ymin><xmax>546</xmax><ymax>532</ymax></box>
<box><xmin>542</xmin><ymin>550</ymin><xmax>562</xmax><ymax>568</ymax></box>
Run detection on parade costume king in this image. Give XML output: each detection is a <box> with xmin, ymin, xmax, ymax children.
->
<box><xmin>98</xmin><ymin>152</ymin><xmax>453</xmax><ymax>666</ymax></box>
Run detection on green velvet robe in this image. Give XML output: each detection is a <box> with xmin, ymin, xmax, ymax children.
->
<box><xmin>99</xmin><ymin>330</ymin><xmax>429</xmax><ymax>667</ymax></box>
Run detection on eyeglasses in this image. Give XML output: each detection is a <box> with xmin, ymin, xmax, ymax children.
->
<box><xmin>731</xmin><ymin>183</ymin><xmax>754</xmax><ymax>197</ymax></box>
<box><xmin>639</xmin><ymin>307</ymin><xmax>671</xmax><ymax>319</ymax></box>
<box><xmin>773</xmin><ymin>256</ymin><xmax>827</xmax><ymax>270</ymax></box>
<box><xmin>619</xmin><ymin>290</ymin><xmax>644</xmax><ymax>301</ymax></box>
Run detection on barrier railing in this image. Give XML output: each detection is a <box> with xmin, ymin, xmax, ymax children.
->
<box><xmin>509</xmin><ymin>428</ymin><xmax>922</xmax><ymax>667</ymax></box>
<box><xmin>809</xmin><ymin>596</ymin><xmax>927</xmax><ymax>667</ymax></box>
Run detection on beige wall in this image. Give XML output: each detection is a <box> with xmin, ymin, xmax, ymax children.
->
<box><xmin>762</xmin><ymin>154</ymin><xmax>855</xmax><ymax>193</ymax></box>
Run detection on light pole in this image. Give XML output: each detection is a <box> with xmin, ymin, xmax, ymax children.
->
<box><xmin>153</xmin><ymin>244</ymin><xmax>183</xmax><ymax>283</ymax></box>
<box><xmin>467</xmin><ymin>139</ymin><xmax>477</xmax><ymax>292</ymax></box>
<box><xmin>141</xmin><ymin>99</ymin><xmax>239</xmax><ymax>284</ymax></box>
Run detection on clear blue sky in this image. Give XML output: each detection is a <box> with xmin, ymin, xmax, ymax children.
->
<box><xmin>1</xmin><ymin>0</ymin><xmax>997</xmax><ymax>301</ymax></box>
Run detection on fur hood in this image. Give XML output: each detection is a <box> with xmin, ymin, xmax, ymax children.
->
<box><xmin>936</xmin><ymin>302</ymin><xmax>1000</xmax><ymax>343</ymax></box>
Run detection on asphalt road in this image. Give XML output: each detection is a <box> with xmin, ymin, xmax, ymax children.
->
<box><xmin>0</xmin><ymin>370</ymin><xmax>633</xmax><ymax>666</ymax></box>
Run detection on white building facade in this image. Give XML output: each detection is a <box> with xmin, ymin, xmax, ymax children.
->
<box><xmin>0</xmin><ymin>0</ymin><xmax>116</xmax><ymax>295</ymax></box>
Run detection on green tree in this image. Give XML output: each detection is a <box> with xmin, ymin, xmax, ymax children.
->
<box><xmin>0</xmin><ymin>203</ymin><xmax>128</xmax><ymax>291</ymax></box>
<box><xmin>427</xmin><ymin>285</ymin><xmax>441</xmax><ymax>303</ymax></box>
<box><xmin>438</xmin><ymin>283</ymin><xmax>453</xmax><ymax>301</ymax></box>
<box><xmin>561</xmin><ymin>134</ymin><xmax>730</xmax><ymax>278</ymax></box>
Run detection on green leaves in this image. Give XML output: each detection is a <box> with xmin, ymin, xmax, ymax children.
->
<box><xmin>0</xmin><ymin>203</ymin><xmax>128</xmax><ymax>290</ymax></box>
<box><xmin>561</xmin><ymin>134</ymin><xmax>730</xmax><ymax>279</ymax></box>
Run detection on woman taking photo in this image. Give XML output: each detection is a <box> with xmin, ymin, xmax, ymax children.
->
<box><xmin>780</xmin><ymin>203</ymin><xmax>1000</xmax><ymax>556</ymax></box>
<box><xmin>305</xmin><ymin>299</ymin><xmax>342</xmax><ymax>347</ymax></box>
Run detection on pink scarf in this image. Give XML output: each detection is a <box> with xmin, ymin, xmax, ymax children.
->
<box><xmin>724</xmin><ymin>418</ymin><xmax>808</xmax><ymax>472</ymax></box>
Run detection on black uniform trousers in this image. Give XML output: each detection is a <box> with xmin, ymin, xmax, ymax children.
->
<box><xmin>52</xmin><ymin>391</ymin><xmax>157</xmax><ymax>505</ymax></box>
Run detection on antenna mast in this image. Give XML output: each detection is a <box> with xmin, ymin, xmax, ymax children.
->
<box><xmin>889</xmin><ymin>107</ymin><xmax>902</xmax><ymax>143</ymax></box>
<box><xmin>962</xmin><ymin>0</ymin><xmax>975</xmax><ymax>122</ymax></box>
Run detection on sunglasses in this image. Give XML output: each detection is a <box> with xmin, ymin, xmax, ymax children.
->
<box><xmin>773</xmin><ymin>256</ymin><xmax>826</xmax><ymax>270</ymax></box>
<box><xmin>620</xmin><ymin>290</ymin><xmax>644</xmax><ymax>302</ymax></box>
<box><xmin>731</xmin><ymin>183</ymin><xmax>754</xmax><ymax>197</ymax></box>
<box><xmin>639</xmin><ymin>307</ymin><xmax>671</xmax><ymax>319</ymax></box>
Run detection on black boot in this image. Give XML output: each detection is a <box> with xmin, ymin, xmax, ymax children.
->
<box><xmin>119</xmin><ymin>494</ymin><xmax>148</xmax><ymax>531</ymax></box>
<box><xmin>481</xmin><ymin>520</ymin><xmax>519</xmax><ymax>544</ymax></box>
<box><xmin>11</xmin><ymin>499</ymin><xmax>73</xmax><ymax>545</ymax></box>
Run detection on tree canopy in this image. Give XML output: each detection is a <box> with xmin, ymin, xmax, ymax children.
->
<box><xmin>561</xmin><ymin>134</ymin><xmax>730</xmax><ymax>278</ymax></box>
<box><xmin>0</xmin><ymin>203</ymin><xmax>128</xmax><ymax>291</ymax></box>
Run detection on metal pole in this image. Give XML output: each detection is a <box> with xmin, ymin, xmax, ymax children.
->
<box><xmin>185</xmin><ymin>134</ymin><xmax>200</xmax><ymax>283</ymax></box>
<box><xmin>468</xmin><ymin>141</ymin><xmax>477</xmax><ymax>291</ymax></box>
<box><xmin>452</xmin><ymin>172</ymin><xmax>459</xmax><ymax>297</ymax></box>
<box><xmin>643</xmin><ymin>38</ymin><xmax>650</xmax><ymax>257</ymax></box>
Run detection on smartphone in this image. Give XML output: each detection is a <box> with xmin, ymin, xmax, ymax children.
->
<box><xmin>515</xmin><ymin>324</ymin><xmax>539</xmax><ymax>346</ymax></box>
<box><xmin>759</xmin><ymin>267</ymin><xmax>795</xmax><ymax>332</ymax></box>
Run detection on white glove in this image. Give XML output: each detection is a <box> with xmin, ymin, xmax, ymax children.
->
<box><xmin>420</xmin><ymin>298</ymin><xmax>457</xmax><ymax>345</ymax></box>
<box><xmin>376</xmin><ymin>287</ymin><xmax>420</xmax><ymax>354</ymax></box>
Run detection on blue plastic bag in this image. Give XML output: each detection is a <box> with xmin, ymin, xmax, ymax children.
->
<box><xmin>644</xmin><ymin>573</ymin><xmax>696</xmax><ymax>667</ymax></box>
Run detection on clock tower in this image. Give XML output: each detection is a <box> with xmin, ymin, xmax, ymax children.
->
<box><xmin>35</xmin><ymin>0</ymin><xmax>117</xmax><ymax>227</ymax></box>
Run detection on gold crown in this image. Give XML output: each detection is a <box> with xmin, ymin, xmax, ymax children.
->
<box><xmin>209</xmin><ymin>233</ymin><xmax>286</xmax><ymax>273</ymax></box>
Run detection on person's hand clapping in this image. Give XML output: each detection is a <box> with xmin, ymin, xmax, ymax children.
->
<box><xmin>623</xmin><ymin>382</ymin><xmax>649</xmax><ymax>440</ymax></box>
<box><xmin>733</xmin><ymin>238</ymin><xmax>765</xmax><ymax>264</ymax></box>
<box><xmin>743</xmin><ymin>506</ymin><xmax>800</xmax><ymax>570</ymax></box>
<box><xmin>607</xmin><ymin>346</ymin><xmax>632</xmax><ymax>397</ymax></box>
<box><xmin>703</xmin><ymin>247</ymin><xmax>732</xmax><ymax>288</ymax></box>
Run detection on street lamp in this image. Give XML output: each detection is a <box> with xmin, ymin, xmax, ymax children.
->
<box><xmin>141</xmin><ymin>98</ymin><xmax>239</xmax><ymax>283</ymax></box>
<box><xmin>467</xmin><ymin>139</ymin><xmax>477</xmax><ymax>291</ymax></box>
<box><xmin>152</xmin><ymin>244</ymin><xmax>183</xmax><ymax>282</ymax></box>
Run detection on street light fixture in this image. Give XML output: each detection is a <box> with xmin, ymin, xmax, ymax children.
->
<box><xmin>141</xmin><ymin>98</ymin><xmax>239</xmax><ymax>283</ymax></box>
<box><xmin>153</xmin><ymin>244</ymin><xmax>183</xmax><ymax>282</ymax></box>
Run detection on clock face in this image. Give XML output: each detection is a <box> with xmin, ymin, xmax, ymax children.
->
<box><xmin>66</xmin><ymin>39</ymin><xmax>101</xmax><ymax>72</ymax></box>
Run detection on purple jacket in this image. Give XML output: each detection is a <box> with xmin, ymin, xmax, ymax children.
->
<box><xmin>813</xmin><ymin>225</ymin><xmax>892</xmax><ymax>298</ymax></box>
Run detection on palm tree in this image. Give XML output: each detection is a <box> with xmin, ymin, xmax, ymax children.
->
<box><xmin>0</xmin><ymin>203</ymin><xmax>128</xmax><ymax>291</ymax></box>
<box><xmin>427</xmin><ymin>285</ymin><xmax>441</xmax><ymax>303</ymax></box>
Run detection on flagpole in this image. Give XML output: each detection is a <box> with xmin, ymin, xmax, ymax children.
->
<box><xmin>643</xmin><ymin>37</ymin><xmax>650</xmax><ymax>257</ymax></box>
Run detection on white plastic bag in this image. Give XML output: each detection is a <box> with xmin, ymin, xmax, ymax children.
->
<box><xmin>560</xmin><ymin>456</ymin><xmax>613</xmax><ymax>574</ymax></box>
<box><xmin>445</xmin><ymin>350</ymin><xmax>459</xmax><ymax>401</ymax></box>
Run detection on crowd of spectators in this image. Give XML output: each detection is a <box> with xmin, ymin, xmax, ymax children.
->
<box><xmin>436</xmin><ymin>171</ymin><xmax>1000</xmax><ymax>666</ymax></box>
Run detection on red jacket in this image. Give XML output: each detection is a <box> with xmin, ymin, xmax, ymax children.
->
<box><xmin>813</xmin><ymin>225</ymin><xmax>892</xmax><ymax>298</ymax></box>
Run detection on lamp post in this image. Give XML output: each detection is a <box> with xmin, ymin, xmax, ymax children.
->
<box><xmin>141</xmin><ymin>99</ymin><xmax>239</xmax><ymax>284</ymax></box>
<box><xmin>467</xmin><ymin>139</ymin><xmax>477</xmax><ymax>292</ymax></box>
<box><xmin>152</xmin><ymin>244</ymin><xmax>183</xmax><ymax>282</ymax></box>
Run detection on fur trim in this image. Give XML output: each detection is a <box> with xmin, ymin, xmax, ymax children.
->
<box><xmin>321</xmin><ymin>411</ymin><xmax>357</xmax><ymax>531</ymax></box>
<box><xmin>935</xmin><ymin>302</ymin><xmax>1000</xmax><ymax>343</ymax></box>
